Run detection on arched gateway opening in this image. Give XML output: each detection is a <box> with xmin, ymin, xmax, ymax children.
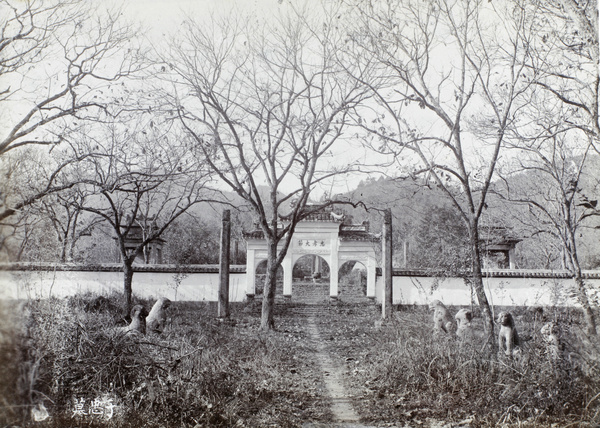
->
<box><xmin>243</xmin><ymin>205</ymin><xmax>379</xmax><ymax>302</ymax></box>
<box><xmin>338</xmin><ymin>260</ymin><xmax>368</xmax><ymax>302</ymax></box>
<box><xmin>292</xmin><ymin>254</ymin><xmax>330</xmax><ymax>304</ymax></box>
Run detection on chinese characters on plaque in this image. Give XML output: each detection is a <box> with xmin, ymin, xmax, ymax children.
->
<box><xmin>298</xmin><ymin>239</ymin><xmax>327</xmax><ymax>247</ymax></box>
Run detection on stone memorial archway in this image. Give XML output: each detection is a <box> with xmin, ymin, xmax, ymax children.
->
<box><xmin>244</xmin><ymin>207</ymin><xmax>379</xmax><ymax>301</ymax></box>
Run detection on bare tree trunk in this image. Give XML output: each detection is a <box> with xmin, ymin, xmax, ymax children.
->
<box><xmin>575</xmin><ymin>275</ymin><xmax>598</xmax><ymax>335</ymax></box>
<box><xmin>123</xmin><ymin>262</ymin><xmax>134</xmax><ymax>316</ymax></box>
<box><xmin>66</xmin><ymin>240</ymin><xmax>74</xmax><ymax>262</ymax></box>
<box><xmin>261</xmin><ymin>241</ymin><xmax>279</xmax><ymax>330</ymax></box>
<box><xmin>218</xmin><ymin>210</ymin><xmax>231</xmax><ymax>319</ymax></box>
<box><xmin>59</xmin><ymin>243</ymin><xmax>68</xmax><ymax>263</ymax></box>
<box><xmin>469</xmin><ymin>218</ymin><xmax>495</xmax><ymax>342</ymax></box>
<box><xmin>566</xmin><ymin>230</ymin><xmax>598</xmax><ymax>335</ymax></box>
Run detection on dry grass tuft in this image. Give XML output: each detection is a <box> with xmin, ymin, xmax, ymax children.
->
<box><xmin>0</xmin><ymin>294</ymin><xmax>328</xmax><ymax>427</ymax></box>
<box><xmin>3</xmin><ymin>295</ymin><xmax>597</xmax><ymax>427</ymax></box>
<box><xmin>348</xmin><ymin>305</ymin><xmax>600</xmax><ymax>427</ymax></box>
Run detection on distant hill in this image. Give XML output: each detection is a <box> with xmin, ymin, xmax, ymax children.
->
<box><xmin>336</xmin><ymin>159</ymin><xmax>600</xmax><ymax>270</ymax></box>
<box><xmin>338</xmin><ymin>176</ymin><xmax>470</xmax><ymax>271</ymax></box>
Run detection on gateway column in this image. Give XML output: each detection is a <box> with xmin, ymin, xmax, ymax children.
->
<box><xmin>282</xmin><ymin>255</ymin><xmax>293</xmax><ymax>298</ymax></box>
<box><xmin>366</xmin><ymin>256</ymin><xmax>376</xmax><ymax>299</ymax></box>
<box><xmin>329</xmin><ymin>234</ymin><xmax>339</xmax><ymax>299</ymax></box>
<box><xmin>245</xmin><ymin>249</ymin><xmax>256</xmax><ymax>298</ymax></box>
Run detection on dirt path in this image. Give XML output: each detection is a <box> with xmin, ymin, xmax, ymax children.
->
<box><xmin>286</xmin><ymin>303</ymin><xmax>382</xmax><ymax>427</ymax></box>
<box><xmin>307</xmin><ymin>315</ymin><xmax>361</xmax><ymax>424</ymax></box>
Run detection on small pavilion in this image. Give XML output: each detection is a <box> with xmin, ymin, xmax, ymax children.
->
<box><xmin>243</xmin><ymin>205</ymin><xmax>380</xmax><ymax>300</ymax></box>
<box><xmin>116</xmin><ymin>215</ymin><xmax>164</xmax><ymax>264</ymax></box>
<box><xmin>481</xmin><ymin>227</ymin><xmax>521</xmax><ymax>269</ymax></box>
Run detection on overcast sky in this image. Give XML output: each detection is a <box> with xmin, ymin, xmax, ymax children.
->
<box><xmin>118</xmin><ymin>0</ymin><xmax>287</xmax><ymax>38</ymax></box>
<box><xmin>112</xmin><ymin>0</ymin><xmax>383</xmax><ymax>196</ymax></box>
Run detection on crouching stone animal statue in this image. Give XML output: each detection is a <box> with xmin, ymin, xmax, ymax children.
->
<box><xmin>429</xmin><ymin>300</ymin><xmax>456</xmax><ymax>334</ymax></box>
<box><xmin>112</xmin><ymin>305</ymin><xmax>148</xmax><ymax>336</ymax></box>
<box><xmin>541</xmin><ymin>321</ymin><xmax>562</xmax><ymax>362</ymax></box>
<box><xmin>146</xmin><ymin>297</ymin><xmax>171</xmax><ymax>334</ymax></box>
<box><xmin>497</xmin><ymin>311</ymin><xmax>520</xmax><ymax>356</ymax></box>
<box><xmin>455</xmin><ymin>308</ymin><xmax>473</xmax><ymax>338</ymax></box>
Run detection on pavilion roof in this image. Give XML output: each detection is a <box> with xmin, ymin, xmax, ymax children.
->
<box><xmin>339</xmin><ymin>223</ymin><xmax>380</xmax><ymax>242</ymax></box>
<box><xmin>278</xmin><ymin>203</ymin><xmax>346</xmax><ymax>223</ymax></box>
<box><xmin>480</xmin><ymin>226</ymin><xmax>521</xmax><ymax>248</ymax></box>
<box><xmin>243</xmin><ymin>230</ymin><xmax>266</xmax><ymax>240</ymax></box>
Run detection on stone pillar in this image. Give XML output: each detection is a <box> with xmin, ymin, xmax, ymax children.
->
<box><xmin>218</xmin><ymin>210</ymin><xmax>231</xmax><ymax>318</ymax></box>
<box><xmin>246</xmin><ymin>248</ymin><xmax>256</xmax><ymax>298</ymax></box>
<box><xmin>283</xmin><ymin>255</ymin><xmax>293</xmax><ymax>298</ymax></box>
<box><xmin>382</xmin><ymin>209</ymin><xmax>393</xmax><ymax>319</ymax></box>
<box><xmin>508</xmin><ymin>247</ymin><xmax>515</xmax><ymax>269</ymax></box>
<box><xmin>366</xmin><ymin>256</ymin><xmax>376</xmax><ymax>299</ymax></box>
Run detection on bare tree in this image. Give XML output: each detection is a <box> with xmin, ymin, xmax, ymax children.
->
<box><xmin>500</xmin><ymin>81</ymin><xmax>600</xmax><ymax>334</ymax></box>
<box><xmin>0</xmin><ymin>144</ymin><xmax>90</xmax><ymax>260</ymax></box>
<box><xmin>0</xmin><ymin>209</ymin><xmax>51</xmax><ymax>262</ymax></box>
<box><xmin>505</xmin><ymin>139</ymin><xmax>599</xmax><ymax>334</ymax></box>
<box><xmin>523</xmin><ymin>1</ymin><xmax>598</xmax><ymax>151</ymax></box>
<box><xmin>0</xmin><ymin>0</ymin><xmax>143</xmax><ymax>221</ymax></box>
<box><xmin>346</xmin><ymin>0</ymin><xmax>535</xmax><ymax>338</ymax></box>
<box><xmin>497</xmin><ymin>0</ymin><xmax>600</xmax><ymax>335</ymax></box>
<box><xmin>38</xmin><ymin>191</ymin><xmax>103</xmax><ymax>262</ymax></box>
<box><xmin>64</xmin><ymin>112</ymin><xmax>218</xmax><ymax>314</ymax></box>
<box><xmin>163</xmin><ymin>6</ymin><xmax>369</xmax><ymax>329</ymax></box>
<box><xmin>1</xmin><ymin>194</ymin><xmax>101</xmax><ymax>263</ymax></box>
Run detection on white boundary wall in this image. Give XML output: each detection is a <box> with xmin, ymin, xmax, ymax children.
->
<box><xmin>0</xmin><ymin>264</ymin><xmax>247</xmax><ymax>302</ymax></box>
<box><xmin>2</xmin><ymin>264</ymin><xmax>599</xmax><ymax>307</ymax></box>
<box><xmin>375</xmin><ymin>269</ymin><xmax>600</xmax><ymax>307</ymax></box>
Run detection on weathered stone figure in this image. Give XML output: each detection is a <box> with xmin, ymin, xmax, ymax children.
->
<box><xmin>497</xmin><ymin>311</ymin><xmax>520</xmax><ymax>356</ymax></box>
<box><xmin>541</xmin><ymin>321</ymin><xmax>562</xmax><ymax>362</ymax></box>
<box><xmin>455</xmin><ymin>308</ymin><xmax>473</xmax><ymax>338</ymax></box>
<box><xmin>146</xmin><ymin>297</ymin><xmax>171</xmax><ymax>334</ymax></box>
<box><xmin>430</xmin><ymin>300</ymin><xmax>456</xmax><ymax>334</ymax></box>
<box><xmin>116</xmin><ymin>305</ymin><xmax>148</xmax><ymax>335</ymax></box>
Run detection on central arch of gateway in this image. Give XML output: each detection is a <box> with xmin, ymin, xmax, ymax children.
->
<box><xmin>243</xmin><ymin>207</ymin><xmax>380</xmax><ymax>300</ymax></box>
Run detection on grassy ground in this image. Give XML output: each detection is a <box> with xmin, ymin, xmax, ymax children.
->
<box><xmin>0</xmin><ymin>295</ymin><xmax>332</xmax><ymax>427</ymax></box>
<box><xmin>332</xmin><ymin>304</ymin><xmax>600</xmax><ymax>427</ymax></box>
<box><xmin>1</xmin><ymin>295</ymin><xmax>599</xmax><ymax>427</ymax></box>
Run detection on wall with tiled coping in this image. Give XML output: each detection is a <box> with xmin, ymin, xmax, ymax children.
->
<box><xmin>378</xmin><ymin>269</ymin><xmax>600</xmax><ymax>307</ymax></box>
<box><xmin>0</xmin><ymin>263</ymin><xmax>248</xmax><ymax>302</ymax></box>
<box><xmin>1</xmin><ymin>263</ymin><xmax>598</xmax><ymax>306</ymax></box>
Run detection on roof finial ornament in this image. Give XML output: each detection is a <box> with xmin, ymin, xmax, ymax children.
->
<box><xmin>330</xmin><ymin>211</ymin><xmax>345</xmax><ymax>221</ymax></box>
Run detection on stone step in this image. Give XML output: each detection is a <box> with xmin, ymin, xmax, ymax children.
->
<box><xmin>243</xmin><ymin>298</ymin><xmax>377</xmax><ymax>317</ymax></box>
<box><xmin>253</xmin><ymin>279</ymin><xmax>370</xmax><ymax>305</ymax></box>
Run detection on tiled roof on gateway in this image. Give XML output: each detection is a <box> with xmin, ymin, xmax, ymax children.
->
<box><xmin>243</xmin><ymin>205</ymin><xmax>380</xmax><ymax>242</ymax></box>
